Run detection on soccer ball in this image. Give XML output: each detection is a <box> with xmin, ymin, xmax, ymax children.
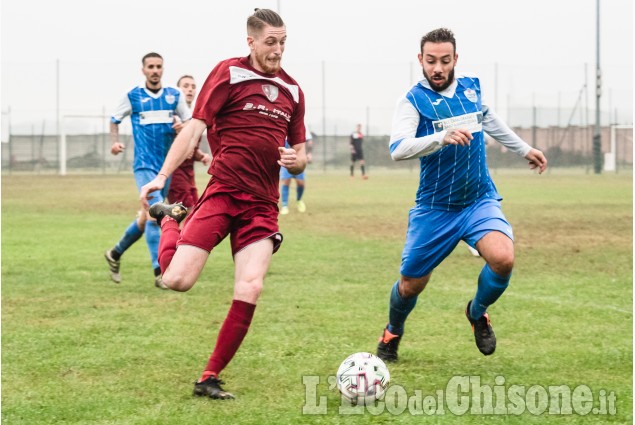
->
<box><xmin>336</xmin><ymin>352</ymin><xmax>390</xmax><ymax>405</ymax></box>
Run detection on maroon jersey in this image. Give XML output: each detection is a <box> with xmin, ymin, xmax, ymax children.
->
<box><xmin>193</xmin><ymin>56</ymin><xmax>306</xmax><ymax>204</ymax></box>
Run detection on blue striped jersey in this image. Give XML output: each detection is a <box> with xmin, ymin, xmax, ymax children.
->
<box><xmin>112</xmin><ymin>85</ymin><xmax>192</xmax><ymax>172</ymax></box>
<box><xmin>389</xmin><ymin>72</ymin><xmax>530</xmax><ymax>211</ymax></box>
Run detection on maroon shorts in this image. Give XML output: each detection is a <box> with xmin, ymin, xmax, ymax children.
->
<box><xmin>177</xmin><ymin>178</ymin><xmax>282</xmax><ymax>256</ymax></box>
<box><xmin>168</xmin><ymin>167</ymin><xmax>199</xmax><ymax>208</ymax></box>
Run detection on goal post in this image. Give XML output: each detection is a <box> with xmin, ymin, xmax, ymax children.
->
<box><xmin>603</xmin><ymin>124</ymin><xmax>633</xmax><ymax>173</ymax></box>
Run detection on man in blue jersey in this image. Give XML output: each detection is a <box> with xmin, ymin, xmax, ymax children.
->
<box><xmin>376</xmin><ymin>28</ymin><xmax>547</xmax><ymax>361</ymax></box>
<box><xmin>104</xmin><ymin>52</ymin><xmax>191</xmax><ymax>288</ymax></box>
<box><xmin>280</xmin><ymin>124</ymin><xmax>312</xmax><ymax>214</ymax></box>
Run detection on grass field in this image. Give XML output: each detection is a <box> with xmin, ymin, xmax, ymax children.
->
<box><xmin>2</xmin><ymin>170</ymin><xmax>632</xmax><ymax>424</ymax></box>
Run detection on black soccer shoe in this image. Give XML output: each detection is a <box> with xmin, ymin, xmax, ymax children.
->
<box><xmin>376</xmin><ymin>327</ymin><xmax>402</xmax><ymax>362</ymax></box>
<box><xmin>148</xmin><ymin>202</ymin><xmax>187</xmax><ymax>225</ymax></box>
<box><xmin>193</xmin><ymin>377</ymin><xmax>235</xmax><ymax>400</ymax></box>
<box><xmin>466</xmin><ymin>300</ymin><xmax>496</xmax><ymax>355</ymax></box>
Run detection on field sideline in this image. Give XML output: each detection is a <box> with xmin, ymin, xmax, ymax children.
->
<box><xmin>2</xmin><ymin>170</ymin><xmax>632</xmax><ymax>424</ymax></box>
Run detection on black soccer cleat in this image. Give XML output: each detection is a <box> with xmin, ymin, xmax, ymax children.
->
<box><xmin>104</xmin><ymin>249</ymin><xmax>121</xmax><ymax>283</ymax></box>
<box><xmin>149</xmin><ymin>202</ymin><xmax>188</xmax><ymax>225</ymax></box>
<box><xmin>376</xmin><ymin>327</ymin><xmax>402</xmax><ymax>362</ymax></box>
<box><xmin>193</xmin><ymin>377</ymin><xmax>235</xmax><ymax>400</ymax></box>
<box><xmin>466</xmin><ymin>300</ymin><xmax>496</xmax><ymax>355</ymax></box>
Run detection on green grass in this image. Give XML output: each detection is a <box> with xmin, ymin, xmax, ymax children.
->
<box><xmin>2</xmin><ymin>170</ymin><xmax>632</xmax><ymax>424</ymax></box>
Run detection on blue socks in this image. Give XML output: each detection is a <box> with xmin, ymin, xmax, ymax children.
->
<box><xmin>384</xmin><ymin>264</ymin><xmax>509</xmax><ymax>336</ymax></box>
<box><xmin>281</xmin><ymin>185</ymin><xmax>290</xmax><ymax>207</ymax></box>
<box><xmin>281</xmin><ymin>184</ymin><xmax>304</xmax><ymax>205</ymax></box>
<box><xmin>145</xmin><ymin>220</ymin><xmax>161</xmax><ymax>270</ymax></box>
<box><xmin>114</xmin><ymin>220</ymin><xmax>144</xmax><ymax>255</ymax></box>
<box><xmin>112</xmin><ymin>216</ymin><xmax>166</xmax><ymax>273</ymax></box>
<box><xmin>469</xmin><ymin>264</ymin><xmax>511</xmax><ymax>320</ymax></box>
<box><xmin>387</xmin><ymin>281</ymin><xmax>417</xmax><ymax>336</ymax></box>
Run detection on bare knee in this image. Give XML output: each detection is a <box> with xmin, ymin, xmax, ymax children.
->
<box><xmin>234</xmin><ymin>278</ymin><xmax>263</xmax><ymax>303</ymax></box>
<box><xmin>399</xmin><ymin>274</ymin><xmax>431</xmax><ymax>298</ymax></box>
<box><xmin>162</xmin><ymin>272</ymin><xmax>195</xmax><ymax>292</ymax></box>
<box><xmin>477</xmin><ymin>231</ymin><xmax>515</xmax><ymax>276</ymax></box>
<box><xmin>489</xmin><ymin>253</ymin><xmax>514</xmax><ymax>276</ymax></box>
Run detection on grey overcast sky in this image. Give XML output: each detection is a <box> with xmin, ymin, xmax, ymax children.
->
<box><xmin>1</xmin><ymin>0</ymin><xmax>633</xmax><ymax>136</ymax></box>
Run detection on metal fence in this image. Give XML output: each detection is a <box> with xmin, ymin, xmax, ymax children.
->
<box><xmin>2</xmin><ymin>125</ymin><xmax>631</xmax><ymax>175</ymax></box>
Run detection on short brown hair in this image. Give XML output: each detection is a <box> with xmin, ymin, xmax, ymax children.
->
<box><xmin>420</xmin><ymin>28</ymin><xmax>456</xmax><ymax>54</ymax></box>
<box><xmin>176</xmin><ymin>75</ymin><xmax>194</xmax><ymax>87</ymax></box>
<box><xmin>142</xmin><ymin>52</ymin><xmax>163</xmax><ymax>65</ymax></box>
<box><xmin>247</xmin><ymin>8</ymin><xmax>284</xmax><ymax>35</ymax></box>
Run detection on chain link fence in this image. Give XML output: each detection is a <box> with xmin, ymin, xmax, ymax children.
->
<box><xmin>2</xmin><ymin>124</ymin><xmax>631</xmax><ymax>175</ymax></box>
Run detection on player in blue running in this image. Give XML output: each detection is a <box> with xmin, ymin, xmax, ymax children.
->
<box><xmin>376</xmin><ymin>28</ymin><xmax>547</xmax><ymax>361</ymax></box>
<box><xmin>104</xmin><ymin>52</ymin><xmax>191</xmax><ymax>289</ymax></box>
<box><xmin>280</xmin><ymin>125</ymin><xmax>312</xmax><ymax>214</ymax></box>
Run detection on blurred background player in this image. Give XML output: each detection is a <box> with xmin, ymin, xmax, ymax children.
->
<box><xmin>169</xmin><ymin>75</ymin><xmax>212</xmax><ymax>208</ymax></box>
<box><xmin>104</xmin><ymin>52</ymin><xmax>191</xmax><ymax>289</ymax></box>
<box><xmin>139</xmin><ymin>8</ymin><xmax>307</xmax><ymax>399</ymax></box>
<box><xmin>376</xmin><ymin>28</ymin><xmax>547</xmax><ymax>362</ymax></box>
<box><xmin>279</xmin><ymin>124</ymin><xmax>312</xmax><ymax>214</ymax></box>
<box><xmin>350</xmin><ymin>123</ymin><xmax>368</xmax><ymax>179</ymax></box>
<box><xmin>103</xmin><ymin>76</ymin><xmax>207</xmax><ymax>284</ymax></box>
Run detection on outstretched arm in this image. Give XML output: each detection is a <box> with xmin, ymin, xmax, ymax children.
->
<box><xmin>482</xmin><ymin>105</ymin><xmax>547</xmax><ymax>173</ymax></box>
<box><xmin>524</xmin><ymin>148</ymin><xmax>548</xmax><ymax>174</ymax></box>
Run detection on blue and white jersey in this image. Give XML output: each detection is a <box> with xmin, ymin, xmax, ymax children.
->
<box><xmin>389</xmin><ymin>72</ymin><xmax>531</xmax><ymax>211</ymax></box>
<box><xmin>111</xmin><ymin>84</ymin><xmax>192</xmax><ymax>172</ymax></box>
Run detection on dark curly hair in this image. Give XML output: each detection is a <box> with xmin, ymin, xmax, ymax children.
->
<box><xmin>420</xmin><ymin>28</ymin><xmax>456</xmax><ymax>54</ymax></box>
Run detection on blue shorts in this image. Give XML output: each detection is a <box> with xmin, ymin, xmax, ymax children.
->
<box><xmin>280</xmin><ymin>167</ymin><xmax>305</xmax><ymax>180</ymax></box>
<box><xmin>400</xmin><ymin>197</ymin><xmax>514</xmax><ymax>278</ymax></box>
<box><xmin>134</xmin><ymin>169</ymin><xmax>171</xmax><ymax>207</ymax></box>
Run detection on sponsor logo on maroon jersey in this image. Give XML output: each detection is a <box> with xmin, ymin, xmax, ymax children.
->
<box><xmin>262</xmin><ymin>84</ymin><xmax>279</xmax><ymax>102</ymax></box>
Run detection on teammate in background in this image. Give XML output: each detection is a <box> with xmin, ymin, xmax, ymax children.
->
<box><xmin>139</xmin><ymin>9</ymin><xmax>306</xmax><ymax>399</ymax></box>
<box><xmin>104</xmin><ymin>52</ymin><xmax>191</xmax><ymax>289</ymax></box>
<box><xmin>169</xmin><ymin>75</ymin><xmax>212</xmax><ymax>208</ymax></box>
<box><xmin>280</xmin><ymin>124</ymin><xmax>312</xmax><ymax>214</ymax></box>
<box><xmin>376</xmin><ymin>28</ymin><xmax>547</xmax><ymax>362</ymax></box>
<box><xmin>104</xmin><ymin>76</ymin><xmax>208</xmax><ymax>284</ymax></box>
<box><xmin>350</xmin><ymin>123</ymin><xmax>368</xmax><ymax>179</ymax></box>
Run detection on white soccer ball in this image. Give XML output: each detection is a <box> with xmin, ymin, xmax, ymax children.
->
<box><xmin>336</xmin><ymin>352</ymin><xmax>390</xmax><ymax>405</ymax></box>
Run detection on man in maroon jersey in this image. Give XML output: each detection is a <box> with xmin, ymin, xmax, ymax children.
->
<box><xmin>169</xmin><ymin>75</ymin><xmax>212</xmax><ymax>208</ymax></box>
<box><xmin>139</xmin><ymin>8</ymin><xmax>307</xmax><ymax>400</ymax></box>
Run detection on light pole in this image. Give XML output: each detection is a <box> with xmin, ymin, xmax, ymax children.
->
<box><xmin>593</xmin><ymin>0</ymin><xmax>603</xmax><ymax>174</ymax></box>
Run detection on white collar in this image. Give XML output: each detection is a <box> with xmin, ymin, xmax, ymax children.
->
<box><xmin>418</xmin><ymin>77</ymin><xmax>458</xmax><ymax>98</ymax></box>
